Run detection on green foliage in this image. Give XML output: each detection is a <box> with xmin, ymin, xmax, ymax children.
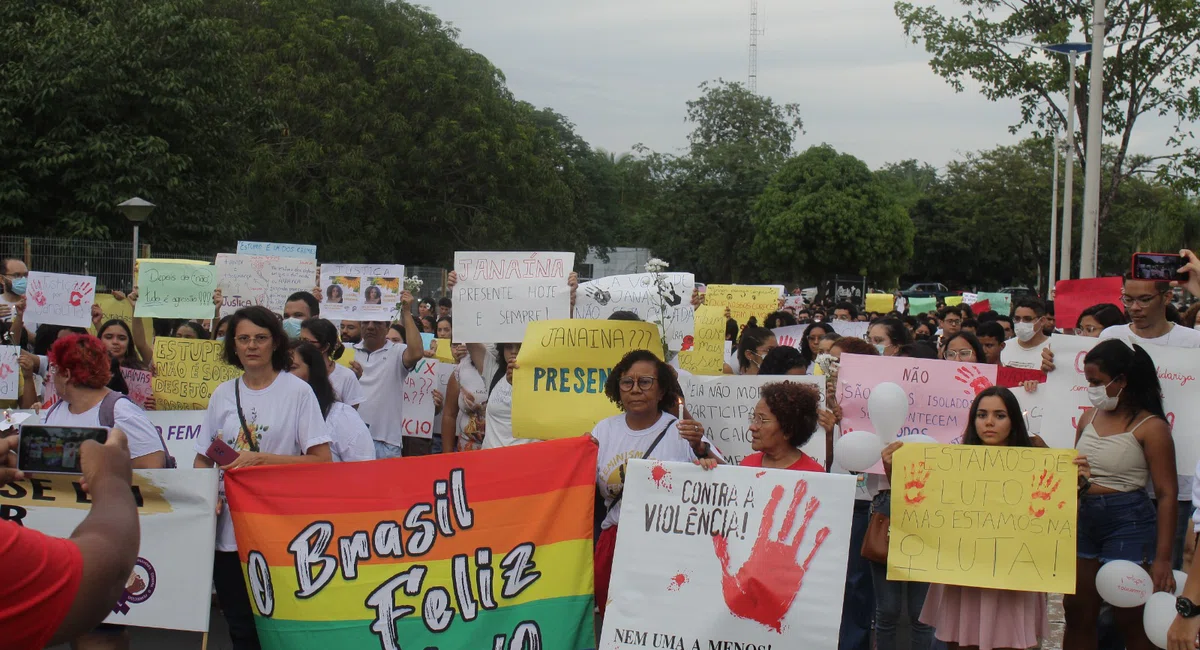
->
<box><xmin>895</xmin><ymin>0</ymin><xmax>1200</xmax><ymax>218</ymax></box>
<box><xmin>630</xmin><ymin>80</ymin><xmax>804</xmax><ymax>282</ymax></box>
<box><xmin>0</xmin><ymin>0</ymin><xmax>264</xmax><ymax>250</ymax></box>
<box><xmin>752</xmin><ymin>145</ymin><xmax>914</xmax><ymax>285</ymax></box>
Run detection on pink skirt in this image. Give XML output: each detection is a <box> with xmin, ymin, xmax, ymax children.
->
<box><xmin>919</xmin><ymin>584</ymin><xmax>1049</xmax><ymax>650</ymax></box>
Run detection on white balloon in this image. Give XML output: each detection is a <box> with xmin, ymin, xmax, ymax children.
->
<box><xmin>1175</xmin><ymin>570</ymin><xmax>1189</xmax><ymax>597</ymax></box>
<box><xmin>899</xmin><ymin>434</ymin><xmax>938</xmax><ymax>445</ymax></box>
<box><xmin>868</xmin><ymin>382</ymin><xmax>909</xmax><ymax>441</ymax></box>
<box><xmin>1143</xmin><ymin>591</ymin><xmax>1177</xmax><ymax>649</ymax></box>
<box><xmin>834</xmin><ymin>430</ymin><xmax>884</xmax><ymax>473</ymax></box>
<box><xmin>1097</xmin><ymin>560</ymin><xmax>1154</xmax><ymax>608</ymax></box>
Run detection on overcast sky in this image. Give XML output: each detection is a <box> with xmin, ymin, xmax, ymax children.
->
<box><xmin>423</xmin><ymin>0</ymin><xmax>1176</xmax><ymax>170</ymax></box>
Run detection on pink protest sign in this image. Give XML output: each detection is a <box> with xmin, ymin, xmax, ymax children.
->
<box><xmin>120</xmin><ymin>367</ymin><xmax>154</xmax><ymax>408</ymax></box>
<box><xmin>836</xmin><ymin>353</ymin><xmax>998</xmax><ymax>444</ymax></box>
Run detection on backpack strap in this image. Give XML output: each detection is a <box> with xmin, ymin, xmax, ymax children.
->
<box><xmin>100</xmin><ymin>391</ymin><xmax>177</xmax><ymax>469</ymax></box>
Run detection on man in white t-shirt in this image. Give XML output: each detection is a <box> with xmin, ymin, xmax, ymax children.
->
<box><xmin>1000</xmin><ymin>297</ymin><xmax>1052</xmax><ymax>369</ymax></box>
<box><xmin>353</xmin><ymin>291</ymin><xmax>424</xmax><ymax>459</ymax></box>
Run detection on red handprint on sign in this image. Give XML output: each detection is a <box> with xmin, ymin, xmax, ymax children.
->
<box><xmin>68</xmin><ymin>281</ymin><xmax>93</xmax><ymax>307</ymax></box>
<box><xmin>27</xmin><ymin>278</ymin><xmax>47</xmax><ymax>307</ymax></box>
<box><xmin>777</xmin><ymin>334</ymin><xmax>797</xmax><ymax>349</ymax></box>
<box><xmin>711</xmin><ymin>480</ymin><xmax>831</xmax><ymax>633</ymax></box>
<box><xmin>1028</xmin><ymin>470</ymin><xmax>1062</xmax><ymax>518</ymax></box>
<box><xmin>954</xmin><ymin>366</ymin><xmax>993</xmax><ymax>396</ymax></box>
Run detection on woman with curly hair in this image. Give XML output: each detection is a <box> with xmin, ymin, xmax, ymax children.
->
<box><xmin>739</xmin><ymin>382</ymin><xmax>824</xmax><ymax>472</ymax></box>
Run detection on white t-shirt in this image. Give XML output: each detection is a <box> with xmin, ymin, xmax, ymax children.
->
<box><xmin>194</xmin><ymin>373</ymin><xmax>333</xmax><ymax>552</ymax></box>
<box><xmin>1100</xmin><ymin>323</ymin><xmax>1200</xmax><ymax>348</ymax></box>
<box><xmin>433</xmin><ymin>362</ymin><xmax>454</xmax><ymax>435</ymax></box>
<box><xmin>41</xmin><ymin>394</ymin><xmax>165</xmax><ymax>461</ymax></box>
<box><xmin>1102</xmin><ymin>323</ymin><xmax>1200</xmax><ymax>502</ymax></box>
<box><xmin>481</xmin><ymin>378</ymin><xmax>529</xmax><ymax>450</ymax></box>
<box><xmin>325</xmin><ymin>402</ymin><xmax>375</xmax><ymax>463</ymax></box>
<box><xmin>595</xmin><ymin>412</ymin><xmax>707</xmax><ymax>530</ymax></box>
<box><xmin>1000</xmin><ymin>337</ymin><xmax>1051</xmax><ymax>369</ymax></box>
<box><xmin>353</xmin><ymin>341</ymin><xmax>412</xmax><ymax>448</ymax></box>
<box><xmin>329</xmin><ymin>363</ymin><xmax>364</xmax><ymax>406</ymax></box>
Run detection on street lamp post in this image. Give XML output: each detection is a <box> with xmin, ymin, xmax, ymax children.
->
<box><xmin>1079</xmin><ymin>0</ymin><xmax>1107</xmax><ymax>278</ymax></box>
<box><xmin>1049</xmin><ymin>131</ymin><xmax>1060</xmax><ymax>298</ymax></box>
<box><xmin>117</xmin><ymin>197</ymin><xmax>155</xmax><ymax>289</ymax></box>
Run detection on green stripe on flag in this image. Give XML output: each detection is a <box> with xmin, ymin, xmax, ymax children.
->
<box><xmin>254</xmin><ymin>594</ymin><xmax>596</xmax><ymax>650</ymax></box>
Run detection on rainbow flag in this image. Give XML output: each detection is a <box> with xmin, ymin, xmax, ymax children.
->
<box><xmin>225</xmin><ymin>438</ymin><xmax>597</xmax><ymax>650</ymax></box>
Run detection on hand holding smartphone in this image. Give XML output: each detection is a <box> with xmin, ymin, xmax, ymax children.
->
<box><xmin>1131</xmin><ymin>252</ymin><xmax>1188</xmax><ymax>283</ymax></box>
<box><xmin>18</xmin><ymin>425</ymin><xmax>108</xmax><ymax>475</ymax></box>
<box><xmin>206</xmin><ymin>437</ymin><xmax>240</xmax><ymax>466</ymax></box>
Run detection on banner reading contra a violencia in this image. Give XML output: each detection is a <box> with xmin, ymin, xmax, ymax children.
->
<box><xmin>224</xmin><ymin>438</ymin><xmax>598</xmax><ymax>650</ymax></box>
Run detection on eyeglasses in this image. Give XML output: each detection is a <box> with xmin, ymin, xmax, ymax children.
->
<box><xmin>943</xmin><ymin>318</ymin><xmax>962</xmax><ymax>326</ymax></box>
<box><xmin>1012</xmin><ymin>315</ymin><xmax>1040</xmax><ymax>324</ymax></box>
<box><xmin>235</xmin><ymin>334</ymin><xmax>272</xmax><ymax>347</ymax></box>
<box><xmin>749</xmin><ymin>414</ymin><xmax>774</xmax><ymax>426</ymax></box>
<box><xmin>619</xmin><ymin>376</ymin><xmax>657</xmax><ymax>392</ymax></box>
<box><xmin>1121</xmin><ymin>293</ymin><xmax>1165</xmax><ymax>307</ymax></box>
<box><xmin>754</xmin><ymin>347</ymin><xmax>774</xmax><ymax>357</ymax></box>
<box><xmin>945</xmin><ymin>349</ymin><xmax>975</xmax><ymax>360</ymax></box>
<box><xmin>1075</xmin><ymin>325</ymin><xmax>1103</xmax><ymax>336</ymax></box>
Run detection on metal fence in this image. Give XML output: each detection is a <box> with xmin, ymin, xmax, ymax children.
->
<box><xmin>0</xmin><ymin>235</ymin><xmax>449</xmax><ymax>297</ymax></box>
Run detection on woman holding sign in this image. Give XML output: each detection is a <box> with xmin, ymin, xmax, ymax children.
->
<box><xmin>1064</xmin><ymin>340</ymin><xmax>1177</xmax><ymax>650</ymax></box>
<box><xmin>592</xmin><ymin>350</ymin><xmax>719</xmax><ymax>623</ymax></box>
<box><xmin>883</xmin><ymin>387</ymin><xmax>1057</xmax><ymax>650</ymax></box>
<box><xmin>194</xmin><ymin>306</ymin><xmax>333</xmax><ymax>650</ymax></box>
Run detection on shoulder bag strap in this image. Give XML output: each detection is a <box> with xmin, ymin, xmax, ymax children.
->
<box><xmin>234</xmin><ymin>379</ymin><xmax>259</xmax><ymax>453</ymax></box>
<box><xmin>605</xmin><ymin>417</ymin><xmax>678</xmax><ymax>518</ymax></box>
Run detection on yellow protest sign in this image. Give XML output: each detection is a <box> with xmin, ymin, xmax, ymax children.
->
<box><xmin>93</xmin><ymin>294</ymin><xmax>154</xmax><ymax>340</ymax></box>
<box><xmin>335</xmin><ymin>346</ymin><xmax>356</xmax><ymax>368</ymax></box>
<box><xmin>433</xmin><ymin>338</ymin><xmax>455</xmax><ymax>363</ymax></box>
<box><xmin>888</xmin><ymin>444</ymin><xmax>1078</xmax><ymax>594</ymax></box>
<box><xmin>704</xmin><ymin>284</ymin><xmax>781</xmax><ymax>325</ymax></box>
<box><xmin>512</xmin><ymin>319</ymin><xmax>661</xmax><ymax>440</ymax></box>
<box><xmin>944</xmin><ymin>296</ymin><xmax>963</xmax><ymax>306</ymax></box>
<box><xmin>152</xmin><ymin>337</ymin><xmax>242</xmax><ymax>410</ymax></box>
<box><xmin>678</xmin><ymin>305</ymin><xmax>725</xmax><ymax>376</ymax></box>
<box><xmin>866</xmin><ymin>293</ymin><xmax>895</xmax><ymax>314</ymax></box>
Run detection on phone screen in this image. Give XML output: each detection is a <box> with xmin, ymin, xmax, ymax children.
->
<box><xmin>1132</xmin><ymin>253</ymin><xmax>1185</xmax><ymax>282</ymax></box>
<box><xmin>18</xmin><ymin>425</ymin><xmax>108</xmax><ymax>474</ymax></box>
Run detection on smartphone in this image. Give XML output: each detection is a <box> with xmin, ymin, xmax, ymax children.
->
<box><xmin>18</xmin><ymin>425</ymin><xmax>107</xmax><ymax>475</ymax></box>
<box><xmin>206</xmin><ymin>438</ymin><xmax>240</xmax><ymax>466</ymax></box>
<box><xmin>1131</xmin><ymin>252</ymin><xmax>1187</xmax><ymax>283</ymax></box>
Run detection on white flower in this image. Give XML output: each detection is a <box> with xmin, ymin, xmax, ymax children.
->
<box><xmin>645</xmin><ymin>258</ymin><xmax>670</xmax><ymax>274</ymax></box>
<box><xmin>404</xmin><ymin>276</ymin><xmax>424</xmax><ymax>292</ymax></box>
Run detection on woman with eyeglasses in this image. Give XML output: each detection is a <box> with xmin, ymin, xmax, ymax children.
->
<box><xmin>736</xmin><ymin>382</ymin><xmax>824</xmax><ymax>472</ymax></box>
<box><xmin>193</xmin><ymin>306</ymin><xmax>333</xmax><ymax>650</ymax></box>
<box><xmin>868</xmin><ymin>318</ymin><xmax>910</xmax><ymax>357</ymax></box>
<box><xmin>942</xmin><ymin>331</ymin><xmax>987</xmax><ymax>364</ymax></box>
<box><xmin>592</xmin><ymin>349</ymin><xmax>719</xmax><ymax>628</ymax></box>
<box><xmin>1075</xmin><ymin>303</ymin><xmax>1126</xmax><ymax>338</ymax></box>
<box><xmin>798</xmin><ymin>322</ymin><xmax>835</xmax><ymax>373</ymax></box>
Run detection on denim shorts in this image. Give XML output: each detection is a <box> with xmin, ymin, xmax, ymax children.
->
<box><xmin>1078</xmin><ymin>490</ymin><xmax>1157</xmax><ymax>564</ymax></box>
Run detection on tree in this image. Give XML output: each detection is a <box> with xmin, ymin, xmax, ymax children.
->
<box><xmin>0</xmin><ymin>0</ymin><xmax>265</xmax><ymax>251</ymax></box>
<box><xmin>894</xmin><ymin>0</ymin><xmax>1200</xmax><ymax>229</ymax></box>
<box><xmin>630</xmin><ymin>80</ymin><xmax>803</xmax><ymax>282</ymax></box>
<box><xmin>752</xmin><ymin>145</ymin><xmax>914</xmax><ymax>287</ymax></box>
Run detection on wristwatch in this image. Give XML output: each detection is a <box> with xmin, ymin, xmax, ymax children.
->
<box><xmin>1178</xmin><ymin>597</ymin><xmax>1200</xmax><ymax>618</ymax></box>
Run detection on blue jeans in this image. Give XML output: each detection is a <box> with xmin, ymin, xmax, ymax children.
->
<box><xmin>431</xmin><ymin>435</ymin><xmax>444</xmax><ymax>454</ymax></box>
<box><xmin>1078</xmin><ymin>491</ymin><xmax>1156</xmax><ymax>563</ymax></box>
<box><xmin>838</xmin><ymin>500</ymin><xmax>873</xmax><ymax>650</ymax></box>
<box><xmin>373</xmin><ymin>440</ymin><xmax>403</xmax><ymax>459</ymax></box>
<box><xmin>871</xmin><ymin>491</ymin><xmax>935</xmax><ymax>650</ymax></box>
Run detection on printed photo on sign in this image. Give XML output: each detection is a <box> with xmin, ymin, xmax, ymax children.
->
<box><xmin>603</xmin><ymin>460</ymin><xmax>855</xmax><ymax>650</ymax></box>
<box><xmin>320</xmin><ymin>264</ymin><xmax>405</xmax><ymax>321</ymax></box>
<box><xmin>24</xmin><ymin>271</ymin><xmax>96</xmax><ymax>328</ymax></box>
<box><xmin>0</xmin><ymin>470</ymin><xmax>219</xmax><ymax>632</ymax></box>
<box><xmin>575</xmin><ymin>272</ymin><xmax>696</xmax><ymax>350</ymax></box>
<box><xmin>224</xmin><ymin>438</ymin><xmax>597</xmax><ymax>650</ymax></box>
<box><xmin>453</xmin><ymin>251</ymin><xmax>574</xmax><ymax>343</ymax></box>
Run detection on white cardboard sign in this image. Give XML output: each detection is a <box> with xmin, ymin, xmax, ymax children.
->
<box><xmin>575</xmin><ymin>273</ymin><xmax>696</xmax><ymax>351</ymax></box>
<box><xmin>215</xmin><ymin>254</ymin><xmax>316</xmax><ymax>316</ymax></box>
<box><xmin>452</xmin><ymin>251</ymin><xmax>574</xmax><ymax>343</ymax></box>
<box><xmin>319</xmin><ymin>263</ymin><xmax>406</xmax><ymax>322</ymax></box>
<box><xmin>24</xmin><ymin>271</ymin><xmax>96</xmax><ymax>328</ymax></box>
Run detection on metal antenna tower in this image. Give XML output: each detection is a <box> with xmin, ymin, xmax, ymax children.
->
<box><xmin>748</xmin><ymin>0</ymin><xmax>765</xmax><ymax>93</ymax></box>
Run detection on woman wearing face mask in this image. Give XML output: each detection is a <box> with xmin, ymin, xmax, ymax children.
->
<box><xmin>299</xmin><ymin>318</ymin><xmax>364</xmax><ymax>407</ymax></box>
<box><xmin>867</xmin><ymin>318</ymin><xmax>910</xmax><ymax>357</ymax></box>
<box><xmin>914</xmin><ymin>318</ymin><xmax>937</xmax><ymax>342</ymax></box>
<box><xmin>288</xmin><ymin>341</ymin><xmax>375</xmax><ymax>462</ymax></box>
<box><xmin>724</xmin><ymin>327</ymin><xmax>776</xmax><ymax>375</ymax></box>
<box><xmin>882</xmin><ymin>387</ymin><xmax>1063</xmax><ymax>650</ymax></box>
<box><xmin>213</xmin><ymin>316</ymin><xmax>233</xmax><ymax>341</ymax></box>
<box><xmin>1063</xmin><ymin>340</ymin><xmax>1177</xmax><ymax>650</ymax></box>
